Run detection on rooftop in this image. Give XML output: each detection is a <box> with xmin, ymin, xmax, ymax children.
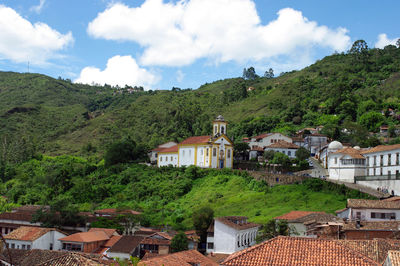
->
<box><xmin>362</xmin><ymin>144</ymin><xmax>400</xmax><ymax>154</ymax></box>
<box><xmin>59</xmin><ymin>231</ymin><xmax>109</xmax><ymax>243</ymax></box>
<box><xmin>88</xmin><ymin>228</ymin><xmax>118</xmax><ymax>238</ymax></box>
<box><xmin>107</xmin><ymin>235</ymin><xmax>144</xmax><ymax>254</ymax></box>
<box><xmin>158</xmin><ymin>145</ymin><xmax>178</xmax><ymax>153</ymax></box>
<box><xmin>265</xmin><ymin>140</ymin><xmax>299</xmax><ymax>149</ymax></box>
<box><xmin>274</xmin><ymin>211</ymin><xmax>323</xmax><ymax>221</ymax></box>
<box><xmin>347</xmin><ymin>198</ymin><xmax>400</xmax><ymax>209</ymax></box>
<box><xmin>180</xmin><ymin>135</ymin><xmax>211</xmax><ymax>145</ymax></box>
<box><xmin>222</xmin><ymin>236</ymin><xmax>379</xmax><ymax>266</ymax></box>
<box><xmin>386</xmin><ymin>250</ymin><xmax>400</xmax><ymax>265</ymax></box>
<box><xmin>332</xmin><ymin>147</ymin><xmax>365</xmax><ymax>159</ymax></box>
<box><xmin>215</xmin><ymin>216</ymin><xmax>259</xmax><ymax>230</ymax></box>
<box><xmin>139</xmin><ymin>250</ymin><xmax>218</xmax><ymax>266</ymax></box>
<box><xmin>4</xmin><ymin>226</ymin><xmax>62</xmax><ymax>241</ymax></box>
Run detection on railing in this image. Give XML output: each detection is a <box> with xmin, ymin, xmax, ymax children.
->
<box><xmin>355</xmin><ymin>175</ymin><xmax>400</xmax><ymax>181</ymax></box>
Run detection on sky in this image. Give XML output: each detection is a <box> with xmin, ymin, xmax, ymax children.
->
<box><xmin>0</xmin><ymin>0</ymin><xmax>399</xmax><ymax>90</ymax></box>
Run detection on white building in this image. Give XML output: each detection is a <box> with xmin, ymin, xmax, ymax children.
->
<box><xmin>4</xmin><ymin>226</ymin><xmax>67</xmax><ymax>251</ymax></box>
<box><xmin>320</xmin><ymin>141</ymin><xmax>344</xmax><ymax>168</ymax></box>
<box><xmin>304</xmin><ymin>134</ymin><xmax>328</xmax><ymax>155</ymax></box>
<box><xmin>337</xmin><ymin>198</ymin><xmax>400</xmax><ymax>221</ymax></box>
<box><xmin>264</xmin><ymin>140</ymin><xmax>300</xmax><ymax>158</ymax></box>
<box><xmin>148</xmin><ymin>142</ymin><xmax>178</xmax><ymax>164</ymax></box>
<box><xmin>157</xmin><ymin>115</ymin><xmax>234</xmax><ymax>169</ymax></box>
<box><xmin>328</xmin><ymin>147</ymin><xmax>366</xmax><ymax>183</ymax></box>
<box><xmin>206</xmin><ymin>216</ymin><xmax>258</xmax><ymax>254</ymax></box>
<box><xmin>362</xmin><ymin>144</ymin><xmax>400</xmax><ymax>178</ymax></box>
<box><xmin>248</xmin><ymin>132</ymin><xmax>292</xmax><ymax>151</ymax></box>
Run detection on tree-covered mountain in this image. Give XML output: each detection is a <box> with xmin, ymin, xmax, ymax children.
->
<box><xmin>1</xmin><ymin>41</ymin><xmax>400</xmax><ymax>164</ymax></box>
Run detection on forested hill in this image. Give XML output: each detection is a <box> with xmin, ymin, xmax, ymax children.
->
<box><xmin>1</xmin><ymin>42</ymin><xmax>400</xmax><ymax>163</ymax></box>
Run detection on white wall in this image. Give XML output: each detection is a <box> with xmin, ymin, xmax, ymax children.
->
<box><xmin>265</xmin><ymin>147</ymin><xmax>298</xmax><ymax>158</ymax></box>
<box><xmin>5</xmin><ymin>230</ymin><xmax>66</xmax><ymax>251</ymax></box>
<box><xmin>357</xmin><ymin>180</ymin><xmax>400</xmax><ymax>196</ymax></box>
<box><xmin>249</xmin><ymin>133</ymin><xmax>292</xmax><ymax>150</ymax></box>
<box><xmin>347</xmin><ymin>208</ymin><xmax>400</xmax><ymax>221</ymax></box>
<box><xmin>158</xmin><ymin>153</ymin><xmax>178</xmax><ymax>167</ymax></box>
<box><xmin>179</xmin><ymin>147</ymin><xmax>196</xmax><ymax>167</ymax></box>
<box><xmin>107</xmin><ymin>251</ymin><xmax>132</xmax><ymax>260</ymax></box>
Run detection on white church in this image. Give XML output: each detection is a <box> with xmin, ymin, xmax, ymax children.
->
<box><xmin>157</xmin><ymin>115</ymin><xmax>234</xmax><ymax>168</ymax></box>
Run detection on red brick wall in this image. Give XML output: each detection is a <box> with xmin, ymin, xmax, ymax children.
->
<box><xmin>83</xmin><ymin>240</ymin><xmax>107</xmax><ymax>253</ymax></box>
<box><xmin>345</xmin><ymin>230</ymin><xmax>397</xmax><ymax>240</ymax></box>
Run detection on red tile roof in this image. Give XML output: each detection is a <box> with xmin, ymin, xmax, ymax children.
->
<box><xmin>88</xmin><ymin>228</ymin><xmax>118</xmax><ymax>238</ymax></box>
<box><xmin>332</xmin><ymin>147</ymin><xmax>365</xmax><ymax>159</ymax></box>
<box><xmin>139</xmin><ymin>250</ymin><xmax>218</xmax><ymax>266</ymax></box>
<box><xmin>250</xmin><ymin>145</ymin><xmax>264</xmax><ymax>151</ymax></box>
<box><xmin>158</xmin><ymin>145</ymin><xmax>178</xmax><ymax>153</ymax></box>
<box><xmin>59</xmin><ymin>231</ymin><xmax>109</xmax><ymax>243</ymax></box>
<box><xmin>274</xmin><ymin>211</ymin><xmax>323</xmax><ymax>221</ymax></box>
<box><xmin>107</xmin><ymin>235</ymin><xmax>144</xmax><ymax>254</ymax></box>
<box><xmin>4</xmin><ymin>226</ymin><xmax>62</xmax><ymax>241</ymax></box>
<box><xmin>347</xmin><ymin>198</ymin><xmax>400</xmax><ymax>209</ymax></box>
<box><xmin>266</xmin><ymin>140</ymin><xmax>299</xmax><ymax>149</ymax></box>
<box><xmin>362</xmin><ymin>144</ymin><xmax>400</xmax><ymax>154</ymax></box>
<box><xmin>215</xmin><ymin>216</ymin><xmax>259</xmax><ymax>230</ymax></box>
<box><xmin>386</xmin><ymin>250</ymin><xmax>400</xmax><ymax>265</ymax></box>
<box><xmin>103</xmin><ymin>235</ymin><xmax>122</xmax><ymax>247</ymax></box>
<box><xmin>222</xmin><ymin>236</ymin><xmax>379</xmax><ymax>266</ymax></box>
<box><xmin>180</xmin><ymin>135</ymin><xmax>211</xmax><ymax>145</ymax></box>
<box><xmin>39</xmin><ymin>252</ymin><xmax>110</xmax><ymax>266</ymax></box>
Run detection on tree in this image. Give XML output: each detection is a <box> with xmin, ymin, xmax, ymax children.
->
<box><xmin>256</xmin><ymin>220</ymin><xmax>288</xmax><ymax>243</ymax></box>
<box><xmin>295</xmin><ymin>147</ymin><xmax>310</xmax><ymax>161</ymax></box>
<box><xmin>349</xmin><ymin>40</ymin><xmax>369</xmax><ymax>54</ymax></box>
<box><xmin>234</xmin><ymin>142</ymin><xmax>250</xmax><ymax>159</ymax></box>
<box><xmin>358</xmin><ymin>111</ymin><xmax>385</xmax><ymax>132</ymax></box>
<box><xmin>104</xmin><ymin>138</ymin><xmax>137</xmax><ymax>167</ymax></box>
<box><xmin>192</xmin><ymin>206</ymin><xmax>214</xmax><ymax>243</ymax></box>
<box><xmin>242</xmin><ymin>67</ymin><xmax>258</xmax><ymax>80</ymax></box>
<box><xmin>264</xmin><ymin>68</ymin><xmax>274</xmax><ymax>79</ymax></box>
<box><xmin>264</xmin><ymin>150</ymin><xmax>275</xmax><ymax>161</ymax></box>
<box><xmin>171</xmin><ymin>232</ymin><xmax>189</xmax><ymax>252</ymax></box>
<box><xmin>396</xmin><ymin>39</ymin><xmax>400</xmax><ymax>48</ymax></box>
<box><xmin>271</xmin><ymin>152</ymin><xmax>291</xmax><ymax>171</ymax></box>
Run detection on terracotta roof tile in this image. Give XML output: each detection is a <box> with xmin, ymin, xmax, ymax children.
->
<box><xmin>347</xmin><ymin>198</ymin><xmax>400</xmax><ymax>209</ymax></box>
<box><xmin>222</xmin><ymin>236</ymin><xmax>379</xmax><ymax>266</ymax></box>
<box><xmin>215</xmin><ymin>216</ymin><xmax>259</xmax><ymax>230</ymax></box>
<box><xmin>4</xmin><ymin>226</ymin><xmax>61</xmax><ymax>241</ymax></box>
<box><xmin>107</xmin><ymin>235</ymin><xmax>144</xmax><ymax>254</ymax></box>
<box><xmin>139</xmin><ymin>250</ymin><xmax>218</xmax><ymax>266</ymax></box>
<box><xmin>266</xmin><ymin>140</ymin><xmax>299</xmax><ymax>149</ymax></box>
<box><xmin>362</xmin><ymin>144</ymin><xmax>400</xmax><ymax>154</ymax></box>
<box><xmin>343</xmin><ymin>221</ymin><xmax>400</xmax><ymax>231</ymax></box>
<box><xmin>0</xmin><ymin>249</ymin><xmax>66</xmax><ymax>266</ymax></box>
<box><xmin>332</xmin><ymin>147</ymin><xmax>365</xmax><ymax>159</ymax></box>
<box><xmin>59</xmin><ymin>231</ymin><xmax>109</xmax><ymax>243</ymax></box>
<box><xmin>103</xmin><ymin>235</ymin><xmax>122</xmax><ymax>247</ymax></box>
<box><xmin>158</xmin><ymin>145</ymin><xmax>178</xmax><ymax>153</ymax></box>
<box><xmin>275</xmin><ymin>211</ymin><xmax>322</xmax><ymax>221</ymax></box>
<box><xmin>337</xmin><ymin>239</ymin><xmax>400</xmax><ymax>264</ymax></box>
<box><xmin>180</xmin><ymin>135</ymin><xmax>211</xmax><ymax>145</ymax></box>
<box><xmin>88</xmin><ymin>228</ymin><xmax>118</xmax><ymax>238</ymax></box>
<box><xmin>38</xmin><ymin>252</ymin><xmax>109</xmax><ymax>266</ymax></box>
<box><xmin>250</xmin><ymin>145</ymin><xmax>264</xmax><ymax>151</ymax></box>
<box><xmin>386</xmin><ymin>250</ymin><xmax>400</xmax><ymax>265</ymax></box>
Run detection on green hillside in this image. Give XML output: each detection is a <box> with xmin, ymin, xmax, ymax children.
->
<box><xmin>0</xmin><ymin>43</ymin><xmax>400</xmax><ymax>163</ymax></box>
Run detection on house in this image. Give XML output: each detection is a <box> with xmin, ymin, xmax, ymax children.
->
<box><xmin>206</xmin><ymin>216</ymin><xmax>259</xmax><ymax>254</ymax></box>
<box><xmin>304</xmin><ymin>133</ymin><xmax>328</xmax><ymax>155</ymax></box>
<box><xmin>157</xmin><ymin>115</ymin><xmax>234</xmax><ymax>169</ymax></box>
<box><xmin>140</xmin><ymin>232</ymin><xmax>172</xmax><ymax>256</ymax></box>
<box><xmin>362</xmin><ymin>144</ymin><xmax>400</xmax><ymax>178</ymax></box>
<box><xmin>59</xmin><ymin>228</ymin><xmax>116</xmax><ymax>253</ymax></box>
<box><xmin>148</xmin><ymin>141</ymin><xmax>178</xmax><ymax>164</ymax></box>
<box><xmin>337</xmin><ymin>198</ymin><xmax>400</xmax><ymax>221</ymax></box>
<box><xmin>138</xmin><ymin>249</ymin><xmax>218</xmax><ymax>266</ymax></box>
<box><xmin>264</xmin><ymin>140</ymin><xmax>300</xmax><ymax>159</ymax></box>
<box><xmin>248</xmin><ymin>145</ymin><xmax>264</xmax><ymax>160</ymax></box>
<box><xmin>222</xmin><ymin>236</ymin><xmax>379</xmax><ymax>266</ymax></box>
<box><xmin>4</xmin><ymin>226</ymin><xmax>67</xmax><ymax>251</ymax></box>
<box><xmin>0</xmin><ymin>205</ymin><xmax>44</xmax><ymax>235</ymax></box>
<box><xmin>292</xmin><ymin>136</ymin><xmax>305</xmax><ymax>148</ymax></box>
<box><xmin>328</xmin><ymin>147</ymin><xmax>366</xmax><ymax>183</ymax></box>
<box><xmin>106</xmin><ymin>235</ymin><xmax>144</xmax><ymax>260</ymax></box>
<box><xmin>274</xmin><ymin>211</ymin><xmax>342</xmax><ymax>237</ymax></box>
<box><xmin>248</xmin><ymin>132</ymin><xmax>292</xmax><ymax>152</ymax></box>
<box><xmin>342</xmin><ymin>221</ymin><xmax>400</xmax><ymax>240</ymax></box>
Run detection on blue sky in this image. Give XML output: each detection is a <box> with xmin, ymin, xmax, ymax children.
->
<box><xmin>0</xmin><ymin>0</ymin><xmax>398</xmax><ymax>90</ymax></box>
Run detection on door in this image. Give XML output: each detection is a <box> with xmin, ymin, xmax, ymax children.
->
<box><xmin>219</xmin><ymin>159</ymin><xmax>224</xmax><ymax>168</ymax></box>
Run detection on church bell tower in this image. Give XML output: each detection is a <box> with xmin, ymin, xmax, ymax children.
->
<box><xmin>213</xmin><ymin>115</ymin><xmax>227</xmax><ymax>137</ymax></box>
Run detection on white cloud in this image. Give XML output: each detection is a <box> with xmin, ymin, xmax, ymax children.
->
<box><xmin>75</xmin><ymin>55</ymin><xmax>159</xmax><ymax>89</ymax></box>
<box><xmin>0</xmin><ymin>5</ymin><xmax>73</xmax><ymax>65</ymax></box>
<box><xmin>30</xmin><ymin>0</ymin><xmax>46</xmax><ymax>14</ymax></box>
<box><xmin>375</xmin><ymin>33</ymin><xmax>399</xmax><ymax>49</ymax></box>
<box><xmin>88</xmin><ymin>0</ymin><xmax>351</xmax><ymax>67</ymax></box>
<box><xmin>176</xmin><ymin>70</ymin><xmax>184</xmax><ymax>83</ymax></box>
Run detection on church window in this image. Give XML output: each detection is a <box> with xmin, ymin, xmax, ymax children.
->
<box><xmin>214</xmin><ymin>125</ymin><xmax>217</xmax><ymax>134</ymax></box>
<box><xmin>334</xmin><ymin>157</ymin><xmax>337</xmax><ymax>164</ymax></box>
<box><xmin>221</xmin><ymin>126</ymin><xmax>225</xmax><ymax>134</ymax></box>
<box><xmin>171</xmin><ymin>156</ymin><xmax>173</xmax><ymax>161</ymax></box>
<box><xmin>206</xmin><ymin>148</ymin><xmax>209</xmax><ymax>156</ymax></box>
<box><xmin>166</xmin><ymin>156</ymin><xmax>168</xmax><ymax>162</ymax></box>
<box><xmin>160</xmin><ymin>157</ymin><xmax>162</xmax><ymax>162</ymax></box>
<box><xmin>201</xmin><ymin>149</ymin><xmax>203</xmax><ymax>156</ymax></box>
<box><xmin>213</xmin><ymin>148</ymin><xmax>216</xmax><ymax>156</ymax></box>
<box><xmin>227</xmin><ymin>149</ymin><xmax>231</xmax><ymax>158</ymax></box>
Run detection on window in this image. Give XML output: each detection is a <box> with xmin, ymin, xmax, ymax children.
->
<box><xmin>381</xmin><ymin>168</ymin><xmax>383</xmax><ymax>176</ymax></box>
<box><xmin>207</xmin><ymin>243</ymin><xmax>214</xmax><ymax>249</ymax></box>
<box><xmin>50</xmin><ymin>243</ymin><xmax>53</xmax><ymax>250</ymax></box>
<box><xmin>201</xmin><ymin>149</ymin><xmax>203</xmax><ymax>156</ymax></box>
<box><xmin>214</xmin><ymin>125</ymin><xmax>217</xmax><ymax>134</ymax></box>
<box><xmin>27</xmin><ymin>245</ymin><xmax>31</xmax><ymax>250</ymax></box>
<box><xmin>366</xmin><ymin>157</ymin><xmax>369</xmax><ymax>166</ymax></box>
<box><xmin>371</xmin><ymin>212</ymin><xmax>396</xmax><ymax>219</ymax></box>
<box><xmin>160</xmin><ymin>157</ymin><xmax>162</xmax><ymax>162</ymax></box>
<box><xmin>22</xmin><ymin>244</ymin><xmax>26</xmax><ymax>250</ymax></box>
<box><xmin>206</xmin><ymin>148</ymin><xmax>209</xmax><ymax>156</ymax></box>
<box><xmin>334</xmin><ymin>157</ymin><xmax>337</xmax><ymax>164</ymax></box>
<box><xmin>227</xmin><ymin>149</ymin><xmax>231</xmax><ymax>158</ymax></box>
<box><xmin>189</xmin><ymin>150</ymin><xmax>191</xmax><ymax>156</ymax></box>
<box><xmin>388</xmin><ymin>154</ymin><xmax>392</xmax><ymax>166</ymax></box>
<box><xmin>221</xmin><ymin>126</ymin><xmax>225</xmax><ymax>134</ymax></box>
<box><xmin>11</xmin><ymin>244</ymin><xmax>15</xmax><ymax>249</ymax></box>
<box><xmin>207</xmin><ymin>232</ymin><xmax>214</xmax><ymax>237</ymax></box>
<box><xmin>397</xmin><ymin>170</ymin><xmax>399</xmax><ymax>178</ymax></box>
<box><xmin>288</xmin><ymin>151</ymin><xmax>291</xmax><ymax>156</ymax></box>
<box><xmin>373</xmin><ymin>168</ymin><xmax>376</xmax><ymax>176</ymax></box>
<box><xmin>213</xmin><ymin>148</ymin><xmax>216</xmax><ymax>156</ymax></box>
<box><xmin>374</xmin><ymin>156</ymin><xmax>377</xmax><ymax>166</ymax></box>
<box><xmin>380</xmin><ymin>155</ymin><xmax>384</xmax><ymax>166</ymax></box>
<box><xmin>170</xmin><ymin>156</ymin><xmax>173</xmax><ymax>161</ymax></box>
<box><xmin>166</xmin><ymin>156</ymin><xmax>168</xmax><ymax>162</ymax></box>
<box><xmin>389</xmin><ymin>171</ymin><xmax>391</xmax><ymax>178</ymax></box>
<box><xmin>63</xmin><ymin>243</ymin><xmax>82</xmax><ymax>251</ymax></box>
<box><xmin>356</xmin><ymin>212</ymin><xmax>361</xmax><ymax>219</ymax></box>
<box><xmin>397</xmin><ymin>153</ymin><xmax>399</xmax><ymax>165</ymax></box>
